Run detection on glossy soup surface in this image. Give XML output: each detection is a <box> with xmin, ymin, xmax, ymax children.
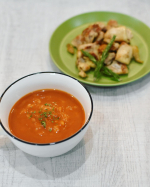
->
<box><xmin>9</xmin><ymin>89</ymin><xmax>85</xmax><ymax>143</ymax></box>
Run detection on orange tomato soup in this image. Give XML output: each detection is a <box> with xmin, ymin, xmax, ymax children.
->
<box><xmin>9</xmin><ymin>89</ymin><xmax>85</xmax><ymax>143</ymax></box>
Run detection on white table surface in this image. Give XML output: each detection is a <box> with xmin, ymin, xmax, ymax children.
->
<box><xmin>1</xmin><ymin>0</ymin><xmax>150</xmax><ymax>186</ymax></box>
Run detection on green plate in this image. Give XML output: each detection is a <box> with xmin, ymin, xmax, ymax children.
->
<box><xmin>49</xmin><ymin>11</ymin><xmax>150</xmax><ymax>87</ymax></box>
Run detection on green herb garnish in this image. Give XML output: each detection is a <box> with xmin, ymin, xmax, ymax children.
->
<box><xmin>29</xmin><ymin>115</ymin><xmax>32</xmax><ymax>119</ymax></box>
<box><xmin>94</xmin><ymin>35</ymin><xmax>116</xmax><ymax>81</ymax></box>
<box><xmin>45</xmin><ymin>103</ymin><xmax>51</xmax><ymax>106</ymax></box>
<box><xmin>43</xmin><ymin>112</ymin><xmax>48</xmax><ymax>118</ymax></box>
<box><xmin>41</xmin><ymin>121</ymin><xmax>46</xmax><ymax>128</ymax></box>
<box><xmin>81</xmin><ymin>50</ymin><xmax>97</xmax><ymax>64</ymax></box>
<box><xmin>102</xmin><ymin>66</ymin><xmax>121</xmax><ymax>81</ymax></box>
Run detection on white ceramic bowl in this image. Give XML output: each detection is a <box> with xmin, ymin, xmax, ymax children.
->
<box><xmin>0</xmin><ymin>72</ymin><xmax>93</xmax><ymax>157</ymax></box>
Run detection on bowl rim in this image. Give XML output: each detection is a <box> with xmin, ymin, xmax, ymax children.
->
<box><xmin>0</xmin><ymin>72</ymin><xmax>93</xmax><ymax>146</ymax></box>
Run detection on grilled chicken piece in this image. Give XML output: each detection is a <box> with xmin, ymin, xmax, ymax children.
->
<box><xmin>95</xmin><ymin>31</ymin><xmax>104</xmax><ymax>43</ymax></box>
<box><xmin>105</xmin><ymin>20</ymin><xmax>118</xmax><ymax>31</ymax></box>
<box><xmin>78</xmin><ymin>43</ymin><xmax>100</xmax><ymax>60</ymax></box>
<box><xmin>97</xmin><ymin>22</ymin><xmax>108</xmax><ymax>33</ymax></box>
<box><xmin>79</xmin><ymin>71</ymin><xmax>87</xmax><ymax>78</ymax></box>
<box><xmin>78</xmin><ymin>61</ymin><xmax>91</xmax><ymax>72</ymax></box>
<box><xmin>98</xmin><ymin>42</ymin><xmax>120</xmax><ymax>53</ymax></box>
<box><xmin>104</xmin><ymin>53</ymin><xmax>116</xmax><ymax>65</ymax></box>
<box><xmin>72</xmin><ymin>22</ymin><xmax>106</xmax><ymax>48</ymax></box>
<box><xmin>71</xmin><ymin>35</ymin><xmax>84</xmax><ymax>48</ymax></box>
<box><xmin>95</xmin><ymin>22</ymin><xmax>106</xmax><ymax>29</ymax></box>
<box><xmin>84</xmin><ymin>57</ymin><xmax>96</xmax><ymax>68</ymax></box>
<box><xmin>78</xmin><ymin>43</ymin><xmax>92</xmax><ymax>50</ymax></box>
<box><xmin>77</xmin><ymin>43</ymin><xmax>98</xmax><ymax>77</ymax></box>
<box><xmin>104</xmin><ymin>26</ymin><xmax>133</xmax><ymax>43</ymax></box>
<box><xmin>126</xmin><ymin>29</ymin><xmax>133</xmax><ymax>42</ymax></box>
<box><xmin>132</xmin><ymin>46</ymin><xmax>143</xmax><ymax>63</ymax></box>
<box><xmin>107</xmin><ymin>20</ymin><xmax>118</xmax><ymax>28</ymax></box>
<box><xmin>115</xmin><ymin>42</ymin><xmax>133</xmax><ymax>65</ymax></box>
<box><xmin>82</xmin><ymin>23</ymin><xmax>104</xmax><ymax>43</ymax></box>
<box><xmin>77</xmin><ymin>56</ymin><xmax>96</xmax><ymax>78</ymax></box>
<box><xmin>82</xmin><ymin>28</ymin><xmax>98</xmax><ymax>43</ymax></box>
<box><xmin>110</xmin><ymin>42</ymin><xmax>120</xmax><ymax>51</ymax></box>
<box><xmin>67</xmin><ymin>44</ymin><xmax>74</xmax><ymax>54</ymax></box>
<box><xmin>80</xmin><ymin>23</ymin><xmax>102</xmax><ymax>44</ymax></box>
<box><xmin>77</xmin><ymin>56</ymin><xmax>96</xmax><ymax>68</ymax></box>
<box><xmin>77</xmin><ymin>44</ymin><xmax>97</xmax><ymax>78</ymax></box>
<box><xmin>77</xmin><ymin>56</ymin><xmax>96</xmax><ymax>70</ymax></box>
<box><xmin>107</xmin><ymin>61</ymin><xmax>128</xmax><ymax>74</ymax></box>
<box><xmin>98</xmin><ymin>43</ymin><xmax>107</xmax><ymax>53</ymax></box>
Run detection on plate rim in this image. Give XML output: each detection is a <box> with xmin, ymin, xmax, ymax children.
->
<box><xmin>49</xmin><ymin>11</ymin><xmax>150</xmax><ymax>87</ymax></box>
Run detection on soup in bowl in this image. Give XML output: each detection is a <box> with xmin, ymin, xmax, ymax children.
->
<box><xmin>0</xmin><ymin>72</ymin><xmax>93</xmax><ymax>157</ymax></box>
